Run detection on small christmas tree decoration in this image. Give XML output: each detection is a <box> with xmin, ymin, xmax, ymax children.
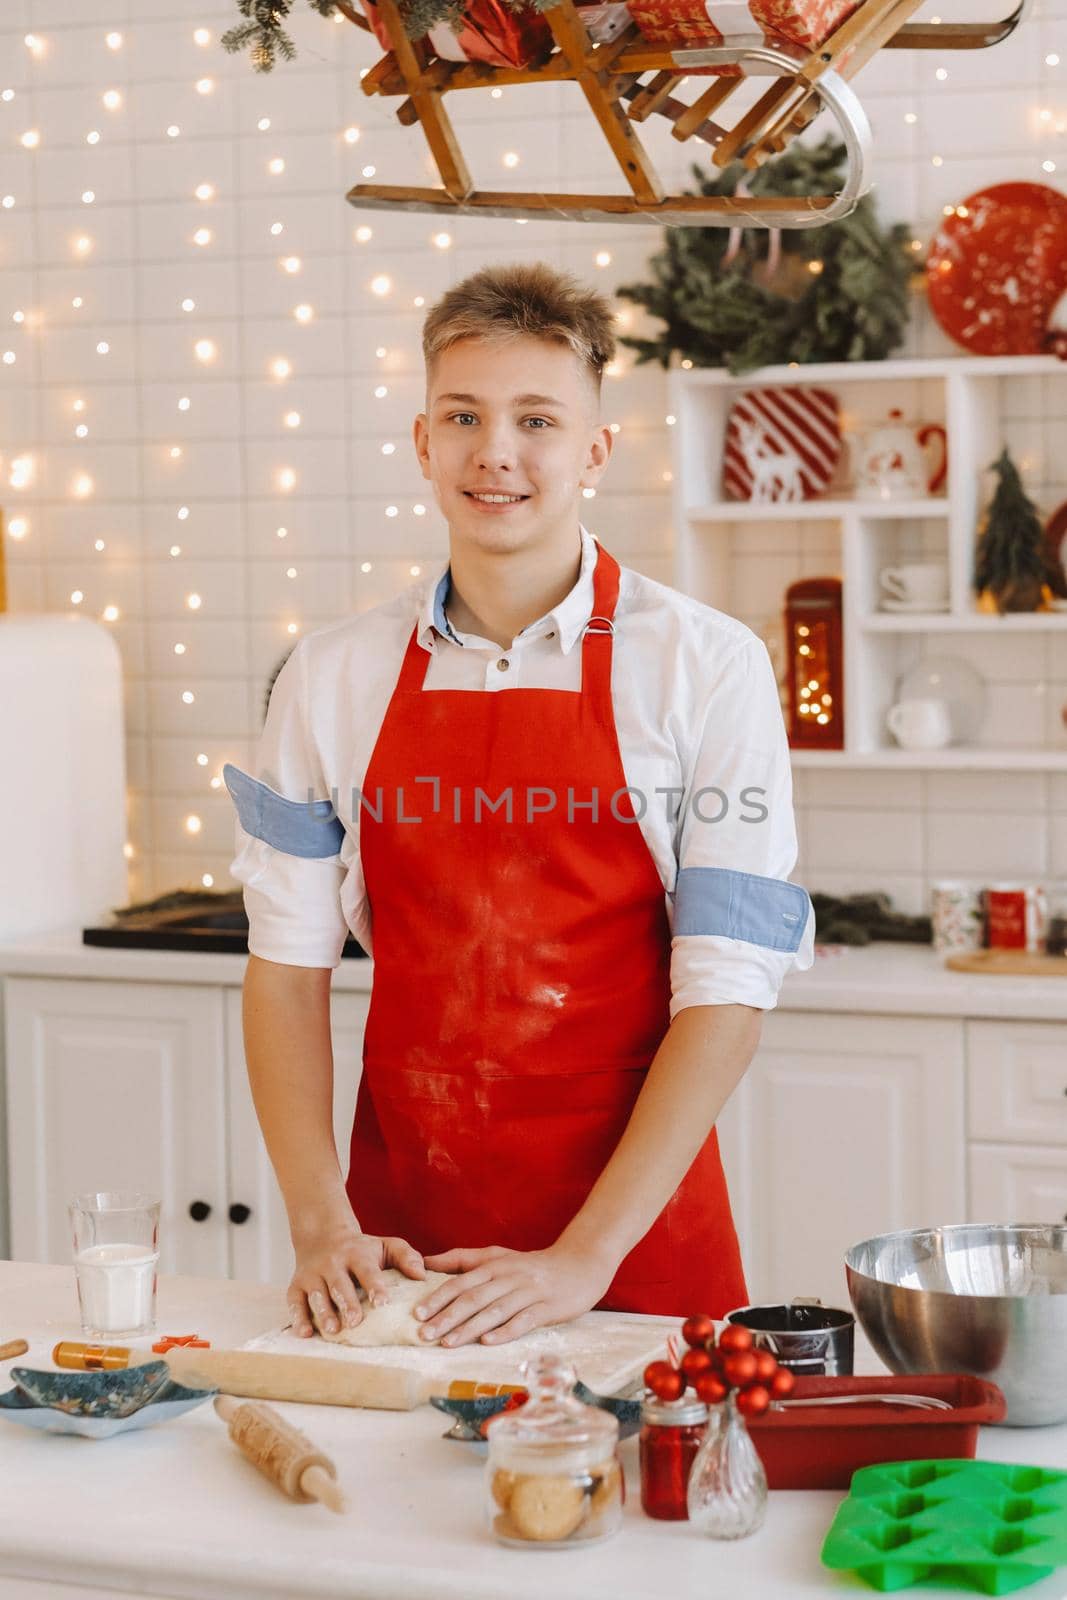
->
<box><xmin>974</xmin><ymin>448</ymin><xmax>1061</xmax><ymax>614</ymax></box>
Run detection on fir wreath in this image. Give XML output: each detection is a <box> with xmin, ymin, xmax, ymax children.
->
<box><xmin>616</xmin><ymin>139</ymin><xmax>919</xmax><ymax>375</ymax></box>
<box><xmin>221</xmin><ymin>0</ymin><xmax>555</xmax><ymax>66</ymax></box>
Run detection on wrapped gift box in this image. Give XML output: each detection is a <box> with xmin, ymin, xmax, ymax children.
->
<box><xmin>431</xmin><ymin>0</ymin><xmax>636</xmax><ymax>54</ymax></box>
<box><xmin>359</xmin><ymin>0</ymin><xmax>555</xmax><ymax>68</ymax></box>
<box><xmin>361</xmin><ymin>0</ymin><xmax>637</xmax><ymax>68</ymax></box>
<box><xmin>624</xmin><ymin>0</ymin><xmax>738</xmax><ymax>76</ymax></box>
<box><xmin>578</xmin><ymin>1</ymin><xmax>636</xmax><ymax>42</ymax></box>
<box><xmin>359</xmin><ymin>0</ymin><xmax>859</xmax><ymax>66</ymax></box>
<box><xmin>626</xmin><ymin>0</ymin><xmax>861</xmax><ymax>73</ymax></box>
<box><xmin>755</xmin><ymin>0</ymin><xmax>861</xmax><ymax>49</ymax></box>
<box><xmin>426</xmin><ymin>0</ymin><xmax>553</xmax><ymax>65</ymax></box>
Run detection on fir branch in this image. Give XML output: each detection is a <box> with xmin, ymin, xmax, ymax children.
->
<box><xmin>221</xmin><ymin>1</ymin><xmax>338</xmax><ymax>70</ymax></box>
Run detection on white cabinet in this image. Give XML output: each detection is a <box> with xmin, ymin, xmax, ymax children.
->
<box><xmin>3</xmin><ymin>976</ymin><xmax>372</xmax><ymax>1286</ymax></box>
<box><xmin>969</xmin><ymin>1144</ymin><xmax>1067</xmax><ymax>1225</ymax></box>
<box><xmin>965</xmin><ymin>1018</ymin><xmax>1067</xmax><ymax>1227</ymax></box>
<box><xmin>716</xmin><ymin>1010</ymin><xmax>967</xmax><ymax>1307</ymax></box>
<box><xmin>5</xmin><ymin>970</ymin><xmax>1059</xmax><ymax>1301</ymax></box>
<box><xmin>4</xmin><ymin>978</ymin><xmax>229</xmax><ymax>1275</ymax></box>
<box><xmin>966</xmin><ymin>1020</ymin><xmax>1067</xmax><ymax>1147</ymax></box>
<box><xmin>226</xmin><ymin>990</ymin><xmax>370</xmax><ymax>1286</ymax></box>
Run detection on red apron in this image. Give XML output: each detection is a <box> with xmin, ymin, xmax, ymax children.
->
<box><xmin>347</xmin><ymin>539</ymin><xmax>747</xmax><ymax>1317</ymax></box>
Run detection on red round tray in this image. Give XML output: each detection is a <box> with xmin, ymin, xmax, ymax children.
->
<box><xmin>746</xmin><ymin>1373</ymin><xmax>1006</xmax><ymax>1490</ymax></box>
<box><xmin>926</xmin><ymin>183</ymin><xmax>1067</xmax><ymax>356</ymax></box>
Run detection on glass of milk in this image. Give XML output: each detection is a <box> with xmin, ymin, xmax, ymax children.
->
<box><xmin>68</xmin><ymin>1192</ymin><xmax>161</xmax><ymax>1339</ymax></box>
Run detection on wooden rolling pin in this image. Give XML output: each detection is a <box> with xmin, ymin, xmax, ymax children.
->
<box><xmin>53</xmin><ymin>1341</ymin><xmax>521</xmax><ymax>1410</ymax></box>
<box><xmin>134</xmin><ymin>1347</ymin><xmax>445</xmax><ymax>1409</ymax></box>
<box><xmin>214</xmin><ymin>1394</ymin><xmax>346</xmax><ymax>1512</ymax></box>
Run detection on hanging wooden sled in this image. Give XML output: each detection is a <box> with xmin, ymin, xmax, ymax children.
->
<box><xmin>336</xmin><ymin>0</ymin><xmax>1031</xmax><ymax>227</ymax></box>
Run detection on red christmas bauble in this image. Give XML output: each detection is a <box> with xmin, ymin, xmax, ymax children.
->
<box><xmin>644</xmin><ymin>1360</ymin><xmax>685</xmax><ymax>1402</ymax></box>
<box><xmin>717</xmin><ymin>1324</ymin><xmax>755</xmax><ymax>1355</ymax></box>
<box><xmin>681</xmin><ymin>1314</ymin><xmax>716</xmax><ymax>1349</ymax></box>
<box><xmin>736</xmin><ymin>1384</ymin><xmax>772</xmax><ymax>1417</ymax></box>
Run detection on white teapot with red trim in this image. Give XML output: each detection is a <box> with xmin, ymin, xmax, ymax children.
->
<box><xmin>855</xmin><ymin>409</ymin><xmax>948</xmax><ymax>501</ymax></box>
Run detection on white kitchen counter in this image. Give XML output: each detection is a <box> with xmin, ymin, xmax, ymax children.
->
<box><xmin>2</xmin><ymin>1262</ymin><xmax>1065</xmax><ymax>1600</ymax></box>
<box><xmin>1</xmin><ymin>931</ymin><xmax>1067</xmax><ymax>1020</ymax></box>
<box><xmin>0</xmin><ymin>929</ymin><xmax>372</xmax><ymax>992</ymax></box>
<box><xmin>0</xmin><ymin>934</ymin><xmax>371</xmax><ymax>992</ymax></box>
<box><xmin>779</xmin><ymin>943</ymin><xmax>1067</xmax><ymax>1021</ymax></box>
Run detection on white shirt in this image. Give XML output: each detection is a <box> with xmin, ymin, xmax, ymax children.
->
<box><xmin>227</xmin><ymin>525</ymin><xmax>814</xmax><ymax>1014</ymax></box>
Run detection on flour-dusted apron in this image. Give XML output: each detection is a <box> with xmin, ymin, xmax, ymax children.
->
<box><xmin>346</xmin><ymin>540</ymin><xmax>747</xmax><ymax>1316</ymax></box>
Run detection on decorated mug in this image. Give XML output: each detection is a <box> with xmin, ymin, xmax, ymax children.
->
<box><xmin>931</xmin><ymin>882</ymin><xmax>984</xmax><ymax>954</ymax></box>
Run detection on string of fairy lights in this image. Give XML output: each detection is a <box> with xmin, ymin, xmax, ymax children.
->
<box><xmin>1</xmin><ymin>16</ymin><xmax>1062</xmax><ymax>888</ymax></box>
<box><xmin>1</xmin><ymin>19</ymin><xmax>653</xmax><ymax>889</ymax></box>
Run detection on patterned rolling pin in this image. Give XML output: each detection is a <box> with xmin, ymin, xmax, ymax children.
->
<box><xmin>214</xmin><ymin>1393</ymin><xmax>347</xmax><ymax>1513</ymax></box>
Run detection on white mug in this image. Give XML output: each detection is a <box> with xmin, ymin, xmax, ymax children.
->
<box><xmin>887</xmin><ymin>697</ymin><xmax>952</xmax><ymax>749</ymax></box>
<box><xmin>879</xmin><ymin>562</ymin><xmax>949</xmax><ymax>606</ymax></box>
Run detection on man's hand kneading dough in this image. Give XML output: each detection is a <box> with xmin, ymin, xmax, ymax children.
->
<box><xmin>286</xmin><ymin>1220</ymin><xmax>431</xmax><ymax>1339</ymax></box>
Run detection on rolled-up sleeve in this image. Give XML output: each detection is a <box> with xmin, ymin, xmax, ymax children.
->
<box><xmin>669</xmin><ymin>635</ymin><xmax>814</xmax><ymax>1016</ymax></box>
<box><xmin>224</xmin><ymin>641</ymin><xmax>349</xmax><ymax>969</ymax></box>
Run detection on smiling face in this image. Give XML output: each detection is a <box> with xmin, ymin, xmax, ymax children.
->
<box><xmin>413</xmin><ymin>334</ymin><xmax>613</xmax><ymax>559</ymax></box>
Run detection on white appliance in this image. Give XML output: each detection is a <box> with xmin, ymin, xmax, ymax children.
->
<box><xmin>0</xmin><ymin>614</ymin><xmax>127</xmax><ymax>940</ymax></box>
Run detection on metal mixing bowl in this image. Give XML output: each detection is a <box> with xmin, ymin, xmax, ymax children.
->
<box><xmin>845</xmin><ymin>1224</ymin><xmax>1067</xmax><ymax>1427</ymax></box>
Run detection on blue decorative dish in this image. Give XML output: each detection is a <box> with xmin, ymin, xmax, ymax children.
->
<box><xmin>432</xmin><ymin>1380</ymin><xmax>642</xmax><ymax>1449</ymax></box>
<box><xmin>0</xmin><ymin>1362</ymin><xmax>218</xmax><ymax>1438</ymax></box>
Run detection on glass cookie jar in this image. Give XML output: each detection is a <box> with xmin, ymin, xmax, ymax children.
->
<box><xmin>486</xmin><ymin>1351</ymin><xmax>623</xmax><ymax>1548</ymax></box>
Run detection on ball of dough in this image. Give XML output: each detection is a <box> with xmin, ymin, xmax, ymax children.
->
<box><xmin>508</xmin><ymin>1474</ymin><xmax>587</xmax><ymax>1542</ymax></box>
<box><xmin>312</xmin><ymin>1267</ymin><xmax>453</xmax><ymax>1347</ymax></box>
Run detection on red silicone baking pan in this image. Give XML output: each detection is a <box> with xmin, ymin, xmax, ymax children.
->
<box><xmin>746</xmin><ymin>1374</ymin><xmax>1006</xmax><ymax>1490</ymax></box>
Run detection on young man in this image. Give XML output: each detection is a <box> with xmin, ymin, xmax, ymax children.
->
<box><xmin>225</xmin><ymin>262</ymin><xmax>812</xmax><ymax>1350</ymax></box>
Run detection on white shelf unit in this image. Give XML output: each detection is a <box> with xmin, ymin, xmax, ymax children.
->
<box><xmin>669</xmin><ymin>355</ymin><xmax>1067</xmax><ymax>771</ymax></box>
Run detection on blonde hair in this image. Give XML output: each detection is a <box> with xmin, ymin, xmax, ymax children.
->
<box><xmin>422</xmin><ymin>261</ymin><xmax>616</xmax><ymax>399</ymax></box>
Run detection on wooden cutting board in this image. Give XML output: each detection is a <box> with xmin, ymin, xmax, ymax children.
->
<box><xmin>241</xmin><ymin>1310</ymin><xmax>671</xmax><ymax>1396</ymax></box>
<box><xmin>946</xmin><ymin>950</ymin><xmax>1067</xmax><ymax>976</ymax></box>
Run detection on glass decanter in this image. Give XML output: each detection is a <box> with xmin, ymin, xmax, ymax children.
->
<box><xmin>686</xmin><ymin>1392</ymin><xmax>768</xmax><ymax>1538</ymax></box>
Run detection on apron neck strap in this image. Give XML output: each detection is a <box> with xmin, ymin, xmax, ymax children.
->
<box><xmin>397</xmin><ymin>537</ymin><xmax>621</xmax><ymax>694</ymax></box>
<box><xmin>578</xmin><ymin>539</ymin><xmax>620</xmax><ymax>709</ymax></box>
<box><xmin>585</xmin><ymin>537</ymin><xmax>621</xmax><ymax>628</ymax></box>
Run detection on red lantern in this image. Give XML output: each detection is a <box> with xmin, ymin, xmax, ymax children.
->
<box><xmin>784</xmin><ymin>578</ymin><xmax>844</xmax><ymax>750</ymax></box>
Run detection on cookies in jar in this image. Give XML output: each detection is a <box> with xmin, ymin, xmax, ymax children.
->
<box><xmin>485</xmin><ymin>1351</ymin><xmax>623</xmax><ymax>1548</ymax></box>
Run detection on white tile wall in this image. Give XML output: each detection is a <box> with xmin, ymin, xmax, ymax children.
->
<box><xmin>3</xmin><ymin>0</ymin><xmax>1066</xmax><ymax>903</ymax></box>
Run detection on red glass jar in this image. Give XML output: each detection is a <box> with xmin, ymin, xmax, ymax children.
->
<box><xmin>639</xmin><ymin>1394</ymin><xmax>708</xmax><ymax>1520</ymax></box>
